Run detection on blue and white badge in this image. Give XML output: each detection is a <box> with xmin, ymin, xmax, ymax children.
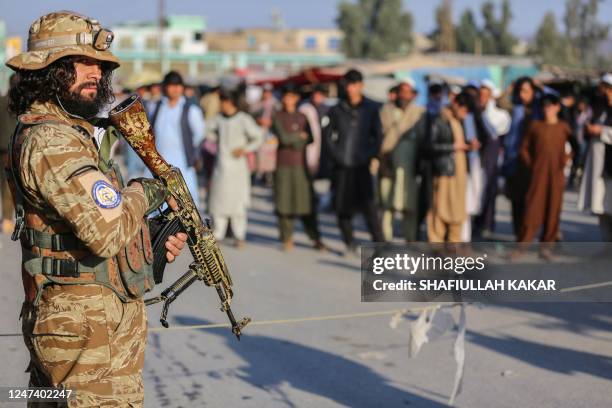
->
<box><xmin>92</xmin><ymin>180</ymin><xmax>121</xmax><ymax>209</ymax></box>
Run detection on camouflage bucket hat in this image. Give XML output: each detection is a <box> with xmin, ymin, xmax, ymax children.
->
<box><xmin>6</xmin><ymin>11</ymin><xmax>120</xmax><ymax>71</ymax></box>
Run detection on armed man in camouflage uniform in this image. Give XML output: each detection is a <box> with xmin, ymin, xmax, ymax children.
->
<box><xmin>6</xmin><ymin>11</ymin><xmax>188</xmax><ymax>407</ymax></box>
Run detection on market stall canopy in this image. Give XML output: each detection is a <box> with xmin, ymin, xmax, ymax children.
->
<box><xmin>254</xmin><ymin>67</ymin><xmax>345</xmax><ymax>88</ymax></box>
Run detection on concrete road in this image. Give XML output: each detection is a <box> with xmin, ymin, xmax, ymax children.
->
<box><xmin>0</xmin><ymin>187</ymin><xmax>610</xmax><ymax>407</ymax></box>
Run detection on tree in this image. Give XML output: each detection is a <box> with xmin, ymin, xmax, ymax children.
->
<box><xmin>480</xmin><ymin>1</ymin><xmax>497</xmax><ymax>54</ymax></box>
<box><xmin>456</xmin><ymin>9</ymin><xmax>479</xmax><ymax>53</ymax></box>
<box><xmin>480</xmin><ymin>0</ymin><xmax>517</xmax><ymax>55</ymax></box>
<box><xmin>432</xmin><ymin>0</ymin><xmax>456</xmax><ymax>52</ymax></box>
<box><xmin>337</xmin><ymin>1</ymin><xmax>367</xmax><ymax>58</ymax></box>
<box><xmin>497</xmin><ymin>0</ymin><xmax>516</xmax><ymax>55</ymax></box>
<box><xmin>336</xmin><ymin>0</ymin><xmax>414</xmax><ymax>59</ymax></box>
<box><xmin>533</xmin><ymin>12</ymin><xmax>567</xmax><ymax>65</ymax></box>
<box><xmin>563</xmin><ymin>0</ymin><xmax>610</xmax><ymax>67</ymax></box>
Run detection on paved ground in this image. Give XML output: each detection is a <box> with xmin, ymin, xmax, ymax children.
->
<box><xmin>1</xmin><ymin>186</ymin><xmax>611</xmax><ymax>407</ymax></box>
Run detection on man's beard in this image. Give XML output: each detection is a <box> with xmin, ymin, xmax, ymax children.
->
<box><xmin>58</xmin><ymin>81</ymin><xmax>106</xmax><ymax>119</ymax></box>
<box><xmin>396</xmin><ymin>98</ymin><xmax>410</xmax><ymax>109</ymax></box>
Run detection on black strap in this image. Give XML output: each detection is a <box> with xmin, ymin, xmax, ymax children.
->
<box><xmin>24</xmin><ymin>228</ymin><xmax>84</xmax><ymax>251</ymax></box>
<box><xmin>40</xmin><ymin>257</ymin><xmax>80</xmax><ymax>278</ymax></box>
<box><xmin>7</xmin><ymin>122</ymin><xmax>28</xmax><ymax>241</ymax></box>
<box><xmin>23</xmin><ymin>247</ymin><xmax>106</xmax><ymax>279</ymax></box>
<box><xmin>149</xmin><ymin>100</ymin><xmax>163</xmax><ymax>129</ymax></box>
<box><xmin>180</xmin><ymin>101</ymin><xmax>197</xmax><ymax>166</ymax></box>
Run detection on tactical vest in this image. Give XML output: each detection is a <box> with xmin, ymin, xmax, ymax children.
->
<box><xmin>8</xmin><ymin>114</ymin><xmax>156</xmax><ymax>305</ymax></box>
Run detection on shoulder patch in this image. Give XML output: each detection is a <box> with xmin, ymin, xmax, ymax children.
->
<box><xmin>92</xmin><ymin>180</ymin><xmax>122</xmax><ymax>209</ymax></box>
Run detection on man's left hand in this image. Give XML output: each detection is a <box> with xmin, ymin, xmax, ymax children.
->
<box><xmin>165</xmin><ymin>195</ymin><xmax>188</xmax><ymax>262</ymax></box>
<box><xmin>165</xmin><ymin>232</ymin><xmax>188</xmax><ymax>263</ymax></box>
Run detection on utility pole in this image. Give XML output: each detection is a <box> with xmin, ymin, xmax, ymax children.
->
<box><xmin>159</xmin><ymin>0</ymin><xmax>165</xmax><ymax>72</ymax></box>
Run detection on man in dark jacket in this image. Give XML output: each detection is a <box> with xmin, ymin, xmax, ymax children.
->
<box><xmin>322</xmin><ymin>69</ymin><xmax>384</xmax><ymax>252</ymax></box>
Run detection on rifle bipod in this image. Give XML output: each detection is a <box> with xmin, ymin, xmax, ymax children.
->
<box><xmin>144</xmin><ymin>263</ymin><xmax>251</xmax><ymax>339</ymax></box>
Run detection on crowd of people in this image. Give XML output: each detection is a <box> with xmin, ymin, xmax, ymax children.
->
<box><xmin>2</xmin><ymin>68</ymin><xmax>612</xmax><ymax>255</ymax></box>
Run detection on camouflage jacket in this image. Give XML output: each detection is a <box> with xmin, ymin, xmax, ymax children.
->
<box><xmin>13</xmin><ymin>101</ymin><xmax>155</xmax><ymax>302</ymax></box>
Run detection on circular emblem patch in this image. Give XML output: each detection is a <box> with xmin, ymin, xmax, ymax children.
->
<box><xmin>92</xmin><ymin>180</ymin><xmax>121</xmax><ymax>209</ymax></box>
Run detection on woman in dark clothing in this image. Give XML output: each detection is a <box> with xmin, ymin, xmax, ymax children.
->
<box><xmin>273</xmin><ymin>83</ymin><xmax>325</xmax><ymax>251</ymax></box>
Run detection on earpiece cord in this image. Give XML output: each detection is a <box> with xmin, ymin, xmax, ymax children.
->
<box><xmin>55</xmin><ymin>94</ymin><xmax>97</xmax><ymax>121</ymax></box>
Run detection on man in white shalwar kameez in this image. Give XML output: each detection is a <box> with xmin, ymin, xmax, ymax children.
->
<box><xmin>206</xmin><ymin>89</ymin><xmax>264</xmax><ymax>247</ymax></box>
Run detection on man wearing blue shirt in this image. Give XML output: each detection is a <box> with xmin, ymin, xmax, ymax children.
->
<box><xmin>149</xmin><ymin>71</ymin><xmax>205</xmax><ymax>207</ymax></box>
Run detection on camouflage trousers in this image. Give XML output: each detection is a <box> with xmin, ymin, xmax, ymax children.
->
<box><xmin>21</xmin><ymin>284</ymin><xmax>147</xmax><ymax>407</ymax></box>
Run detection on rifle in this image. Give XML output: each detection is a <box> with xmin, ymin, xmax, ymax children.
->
<box><xmin>109</xmin><ymin>94</ymin><xmax>250</xmax><ymax>339</ymax></box>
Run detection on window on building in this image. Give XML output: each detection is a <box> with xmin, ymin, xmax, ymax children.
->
<box><xmin>169</xmin><ymin>62</ymin><xmax>189</xmax><ymax>77</ymax></box>
<box><xmin>118</xmin><ymin>37</ymin><xmax>133</xmax><ymax>50</ymax></box>
<box><xmin>194</xmin><ymin>32</ymin><xmax>203</xmax><ymax>41</ymax></box>
<box><xmin>328</xmin><ymin>37</ymin><xmax>341</xmax><ymax>50</ymax></box>
<box><xmin>116</xmin><ymin>61</ymin><xmax>134</xmax><ymax>78</ymax></box>
<box><xmin>143</xmin><ymin>62</ymin><xmax>162</xmax><ymax>72</ymax></box>
<box><xmin>145</xmin><ymin>36</ymin><xmax>159</xmax><ymax>50</ymax></box>
<box><xmin>304</xmin><ymin>36</ymin><xmax>317</xmax><ymax>50</ymax></box>
<box><xmin>247</xmin><ymin>35</ymin><xmax>256</xmax><ymax>49</ymax></box>
<box><xmin>171</xmin><ymin>37</ymin><xmax>183</xmax><ymax>51</ymax></box>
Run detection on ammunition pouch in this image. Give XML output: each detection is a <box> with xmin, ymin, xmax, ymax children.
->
<box><xmin>103</xmin><ymin>160</ymin><xmax>156</xmax><ymax>298</ymax></box>
<box><xmin>115</xmin><ymin>218</ymin><xmax>156</xmax><ymax>296</ymax></box>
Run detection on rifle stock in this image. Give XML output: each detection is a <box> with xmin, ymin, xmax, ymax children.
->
<box><xmin>109</xmin><ymin>94</ymin><xmax>250</xmax><ymax>339</ymax></box>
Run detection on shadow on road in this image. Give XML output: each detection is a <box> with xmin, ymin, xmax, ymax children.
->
<box><xmin>499</xmin><ymin>302</ymin><xmax>612</xmax><ymax>341</ymax></box>
<box><xmin>469</xmin><ymin>330</ymin><xmax>612</xmax><ymax>380</ymax></box>
<box><xmin>173</xmin><ymin>315</ymin><xmax>448</xmax><ymax>408</ymax></box>
<box><xmin>317</xmin><ymin>259</ymin><xmax>361</xmax><ymax>272</ymax></box>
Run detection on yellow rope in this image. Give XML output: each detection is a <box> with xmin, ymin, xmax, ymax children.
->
<box><xmin>0</xmin><ymin>304</ymin><xmax>456</xmax><ymax>337</ymax></box>
<box><xmin>148</xmin><ymin>304</ymin><xmax>447</xmax><ymax>333</ymax></box>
